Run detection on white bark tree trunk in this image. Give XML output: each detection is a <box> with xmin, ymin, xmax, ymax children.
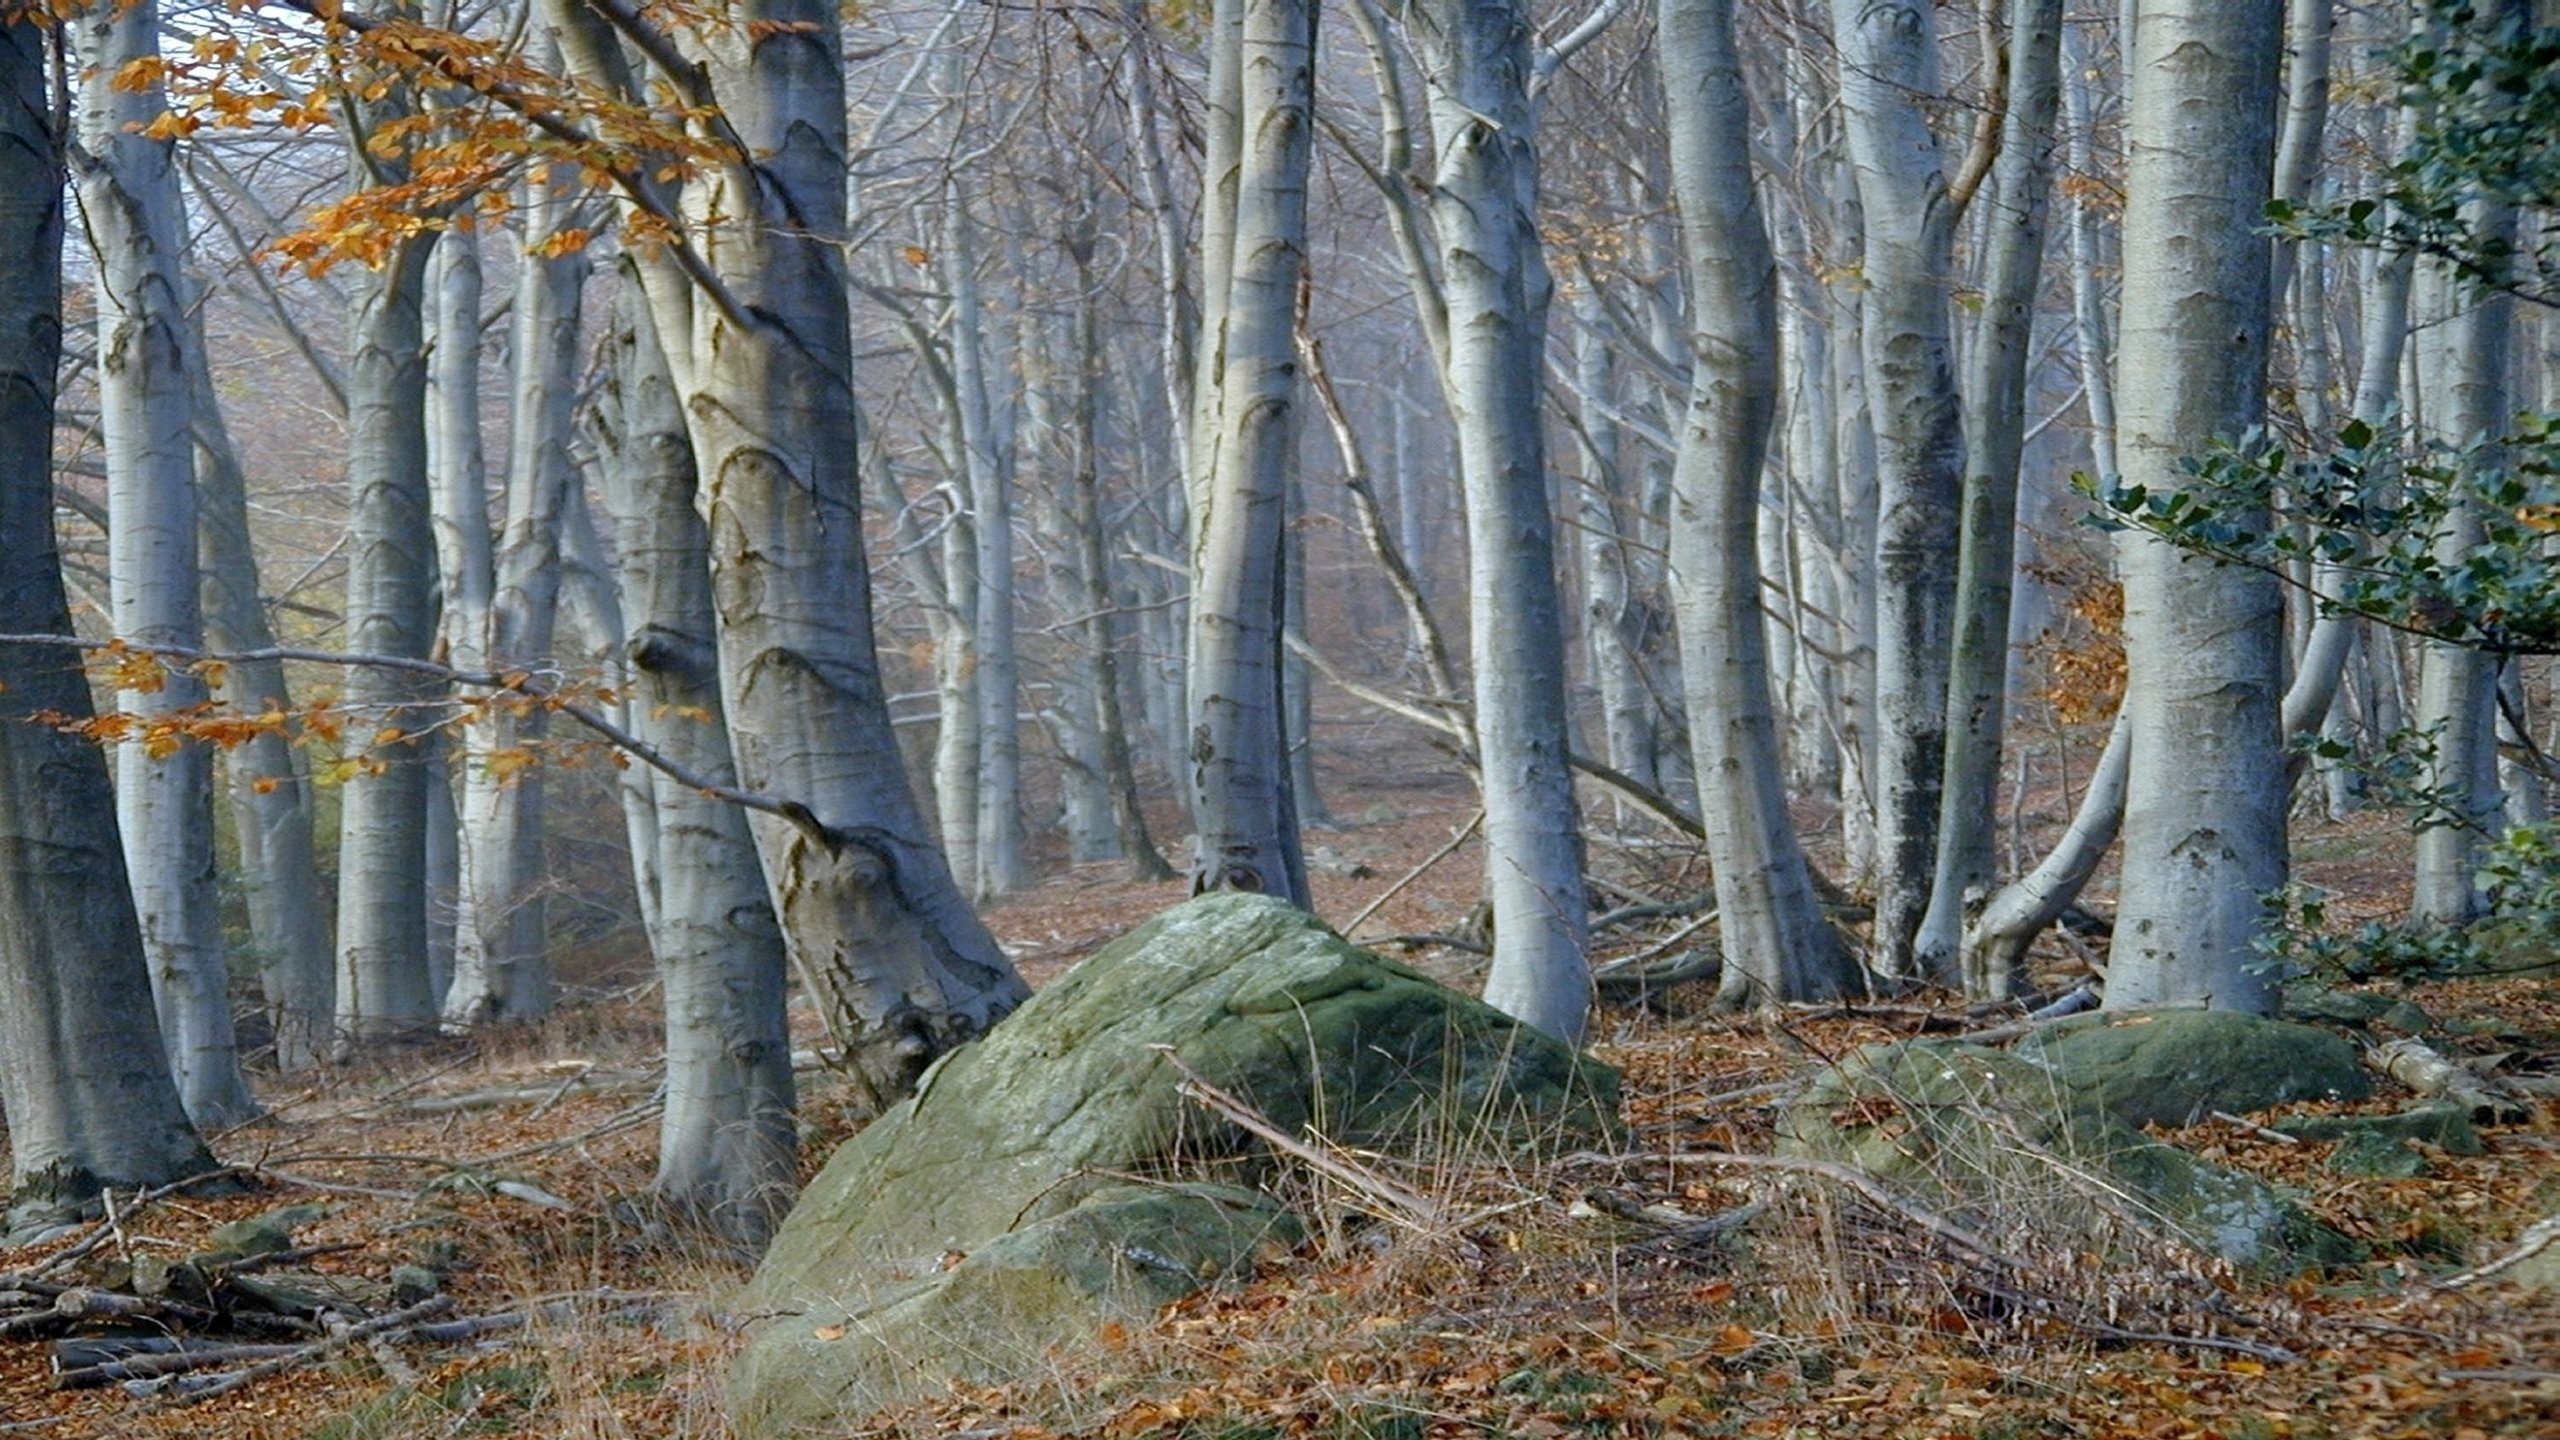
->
<box><xmin>547</xmin><ymin>0</ymin><xmax>1029</xmax><ymax>1108</ymax></box>
<box><xmin>1410</xmin><ymin>0</ymin><xmax>1591</xmax><ymax>1043</ymax></box>
<box><xmin>446</xmin><ymin>167</ymin><xmax>586</xmax><ymax>1026</ymax></box>
<box><xmin>0</xmin><ymin>14</ymin><xmax>215</xmax><ymax>1233</ymax></box>
<box><xmin>1916</xmin><ymin>0</ymin><xmax>2064</xmax><ymax>996</ymax></box>
<box><xmin>1831</xmin><ymin>0</ymin><xmax>1965</xmax><ymax>983</ymax></box>
<box><xmin>596</xmin><ymin>277</ymin><xmax>796</xmax><ymax>1244</ymax></box>
<box><xmin>1658</xmin><ymin>0</ymin><xmax>1857</xmax><ymax>1008</ymax></box>
<box><xmin>2106</xmin><ymin>0</ymin><xmax>2287</xmax><ymax>1013</ymax></box>
<box><xmin>1185</xmin><ymin>0</ymin><xmax>1317</xmax><ymax>906</ymax></box>
<box><xmin>76</xmin><ymin>0</ymin><xmax>255</xmax><ymax>1126</ymax></box>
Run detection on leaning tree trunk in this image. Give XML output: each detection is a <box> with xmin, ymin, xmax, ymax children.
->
<box><xmin>1412</xmin><ymin>0</ymin><xmax>1592</xmax><ymax>1044</ymax></box>
<box><xmin>0</xmin><ymin>14</ymin><xmax>214</xmax><ymax>1233</ymax></box>
<box><xmin>595</xmin><ymin>277</ymin><xmax>796</xmax><ymax>1246</ymax></box>
<box><xmin>1916</xmin><ymin>0</ymin><xmax>2065</xmax><ymax>997</ymax></box>
<box><xmin>548</xmin><ymin>0</ymin><xmax>1029</xmax><ymax>1109</ymax></box>
<box><xmin>1185</xmin><ymin>0</ymin><xmax>1316</xmax><ymax>906</ymax></box>
<box><xmin>1658</xmin><ymin>0</ymin><xmax>1857</xmax><ymax>1008</ymax></box>
<box><xmin>1831</xmin><ymin>0</ymin><xmax>1964</xmax><ymax>984</ymax></box>
<box><xmin>2105</xmin><ymin>0</ymin><xmax>2287</xmax><ymax>1013</ymax></box>
<box><xmin>75</xmin><ymin>0</ymin><xmax>254</xmax><ymax>1125</ymax></box>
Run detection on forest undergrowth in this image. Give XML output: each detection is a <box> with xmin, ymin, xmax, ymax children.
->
<box><xmin>2</xmin><ymin>742</ymin><xmax>2556</xmax><ymax>1440</ymax></box>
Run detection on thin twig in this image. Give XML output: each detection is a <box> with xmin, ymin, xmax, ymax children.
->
<box><xmin>1343</xmin><ymin>811</ymin><xmax>1482</xmax><ymax>936</ymax></box>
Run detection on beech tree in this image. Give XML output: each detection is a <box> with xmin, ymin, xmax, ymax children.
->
<box><xmin>0</xmin><ymin>8</ymin><xmax>215</xmax><ymax>1235</ymax></box>
<box><xmin>74</xmin><ymin>0</ymin><xmax>257</xmax><ymax>1121</ymax></box>
<box><xmin>2105</xmin><ymin>0</ymin><xmax>2288</xmax><ymax>1011</ymax></box>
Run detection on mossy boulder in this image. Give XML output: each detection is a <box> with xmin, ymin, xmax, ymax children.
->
<box><xmin>1781</xmin><ymin>1039</ymin><xmax>2354</xmax><ymax>1270</ymax></box>
<box><xmin>731</xmin><ymin>893</ymin><xmax>1618</xmax><ymax>1436</ymax></box>
<box><xmin>2012</xmin><ymin>1009</ymin><xmax>2371</xmax><ymax>1128</ymax></box>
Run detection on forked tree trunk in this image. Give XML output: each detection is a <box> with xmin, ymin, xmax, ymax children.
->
<box><xmin>0</xmin><ymin>16</ymin><xmax>214</xmax><ymax>1234</ymax></box>
<box><xmin>1186</xmin><ymin>0</ymin><xmax>1316</xmax><ymax>906</ymax></box>
<box><xmin>76</xmin><ymin>0</ymin><xmax>255</xmax><ymax>1125</ymax></box>
<box><xmin>447</xmin><ymin>167</ymin><xmax>586</xmax><ymax>1026</ymax></box>
<box><xmin>1916</xmin><ymin>0</ymin><xmax>2064</xmax><ymax>996</ymax></box>
<box><xmin>1657</xmin><ymin>0</ymin><xmax>1857</xmax><ymax>1008</ymax></box>
<box><xmin>2106</xmin><ymin>0</ymin><xmax>2287</xmax><ymax>1013</ymax></box>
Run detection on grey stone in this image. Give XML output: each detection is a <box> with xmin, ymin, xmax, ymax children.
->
<box><xmin>1782</xmin><ymin>1039</ymin><xmax>2355</xmax><ymax>1271</ymax></box>
<box><xmin>732</xmin><ymin>894</ymin><xmax>1617</xmax><ymax>1437</ymax></box>
<box><xmin>2325</xmin><ymin>1130</ymin><xmax>2429</xmax><ymax>1178</ymax></box>
<box><xmin>2276</xmin><ymin>1103</ymin><xmax>2483</xmax><ymax>1155</ymax></box>
<box><xmin>2013</xmin><ymin>1009</ymin><xmax>2372</xmax><ymax>1127</ymax></box>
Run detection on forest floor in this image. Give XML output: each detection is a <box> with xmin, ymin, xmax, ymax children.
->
<box><xmin>3</xmin><ymin>721</ymin><xmax>2558</xmax><ymax>1440</ymax></box>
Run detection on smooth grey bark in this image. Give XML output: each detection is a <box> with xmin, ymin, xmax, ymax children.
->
<box><xmin>2408</xmin><ymin>0</ymin><xmax>2520</xmax><ymax>920</ymax></box>
<box><xmin>1185</xmin><ymin>0</ymin><xmax>1315</xmax><ymax>906</ymax></box>
<box><xmin>1915</xmin><ymin>0</ymin><xmax>2064</xmax><ymax>996</ymax></box>
<box><xmin>2106</xmin><ymin>0</ymin><xmax>2287</xmax><ymax>1013</ymax></box>
<box><xmin>188</xmin><ymin>302</ymin><xmax>333</xmax><ymax>1072</ymax></box>
<box><xmin>1408</xmin><ymin>0</ymin><xmax>1591</xmax><ymax>1044</ymax></box>
<box><xmin>595</xmin><ymin>277</ymin><xmax>795</xmax><ymax>1244</ymax></box>
<box><xmin>1064</xmin><ymin>233</ymin><xmax>1174</xmax><ymax>878</ymax></box>
<box><xmin>548</xmin><ymin>0</ymin><xmax>1027</xmax><ymax>1109</ymax></box>
<box><xmin>75</xmin><ymin>0</ymin><xmax>254</xmax><ymax>1125</ymax></box>
<box><xmin>0</xmin><ymin>14</ymin><xmax>214</xmax><ymax>1233</ymax></box>
<box><xmin>2061</xmin><ymin>28</ymin><xmax>2120</xmax><ymax>486</ymax></box>
<box><xmin>938</xmin><ymin>169</ymin><xmax>1027</xmax><ymax>900</ymax></box>
<box><xmin>446</xmin><ymin>172</ymin><xmax>587</xmax><ymax>1026</ymax></box>
<box><xmin>1831</xmin><ymin>0</ymin><xmax>1965</xmax><ymax>982</ymax></box>
<box><xmin>1658</xmin><ymin>0</ymin><xmax>1856</xmax><ymax>1008</ymax></box>
<box><xmin>1570</xmin><ymin>290</ymin><xmax>1657</xmax><ymax>808</ymax></box>
<box><xmin>333</xmin><ymin>225</ymin><xmax>440</xmax><ymax>1042</ymax></box>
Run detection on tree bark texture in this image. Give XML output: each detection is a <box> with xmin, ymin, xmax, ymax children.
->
<box><xmin>2106</xmin><ymin>0</ymin><xmax>2288</xmax><ymax>1013</ymax></box>
<box><xmin>76</xmin><ymin>0</ymin><xmax>255</xmax><ymax>1125</ymax></box>
<box><xmin>1186</xmin><ymin>0</ymin><xmax>1317</xmax><ymax>907</ymax></box>
<box><xmin>1411</xmin><ymin>0</ymin><xmax>1591</xmax><ymax>1043</ymax></box>
<box><xmin>0</xmin><ymin>14</ymin><xmax>214</xmax><ymax>1233</ymax></box>
<box><xmin>1831</xmin><ymin>0</ymin><xmax>1965</xmax><ymax>983</ymax></box>
<box><xmin>1657</xmin><ymin>0</ymin><xmax>1857</xmax><ymax>1008</ymax></box>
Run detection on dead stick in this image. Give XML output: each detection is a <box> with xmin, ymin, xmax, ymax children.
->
<box><xmin>55</xmin><ymin>1343</ymin><xmax>309</xmax><ymax>1390</ymax></box>
<box><xmin>160</xmin><ymin>1295</ymin><xmax>455</xmax><ymax>1405</ymax></box>
<box><xmin>1342</xmin><ymin>810</ymin><xmax>1482</xmax><ymax>937</ymax></box>
<box><xmin>1152</xmin><ymin>1047</ymin><xmax>1447</xmax><ymax>1232</ymax></box>
<box><xmin>1583</xmin><ymin>1149</ymin><xmax>2030</xmax><ymax>1272</ymax></box>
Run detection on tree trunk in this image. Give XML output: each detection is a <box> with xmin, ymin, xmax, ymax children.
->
<box><xmin>940</xmin><ymin>165</ymin><xmax>1027</xmax><ymax>900</ymax></box>
<box><xmin>595</xmin><ymin>277</ymin><xmax>796</xmax><ymax>1245</ymax></box>
<box><xmin>189</xmin><ymin>301</ymin><xmax>334</xmax><ymax>1073</ymax></box>
<box><xmin>447</xmin><ymin>168</ymin><xmax>586</xmax><ymax>1026</ymax></box>
<box><xmin>1917</xmin><ymin>0</ymin><xmax>2065</xmax><ymax>996</ymax></box>
<box><xmin>548</xmin><ymin>0</ymin><xmax>1029</xmax><ymax>1109</ymax></box>
<box><xmin>1657</xmin><ymin>0</ymin><xmax>1857</xmax><ymax>1008</ymax></box>
<box><xmin>2106</xmin><ymin>0</ymin><xmax>2287</xmax><ymax>1013</ymax></box>
<box><xmin>334</xmin><ymin>228</ymin><xmax>441</xmax><ymax>1044</ymax></box>
<box><xmin>0</xmin><ymin>14</ymin><xmax>215</xmax><ymax>1234</ymax></box>
<box><xmin>1185</xmin><ymin>0</ymin><xmax>1316</xmax><ymax>906</ymax></box>
<box><xmin>76</xmin><ymin>0</ymin><xmax>255</xmax><ymax>1126</ymax></box>
<box><xmin>1410</xmin><ymin>0</ymin><xmax>1591</xmax><ymax>1044</ymax></box>
<box><xmin>1831</xmin><ymin>0</ymin><xmax>1965</xmax><ymax>984</ymax></box>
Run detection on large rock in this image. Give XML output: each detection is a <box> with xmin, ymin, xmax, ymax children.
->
<box><xmin>1781</xmin><ymin>1039</ymin><xmax>2354</xmax><ymax>1270</ymax></box>
<box><xmin>732</xmin><ymin>894</ymin><xmax>1618</xmax><ymax>1435</ymax></box>
<box><xmin>2012</xmin><ymin>1009</ymin><xmax>2371</xmax><ymax>1128</ymax></box>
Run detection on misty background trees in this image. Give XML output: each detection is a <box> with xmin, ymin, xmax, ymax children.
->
<box><xmin>2</xmin><ymin>0</ymin><xmax>2556</xmax><ymax>1241</ymax></box>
